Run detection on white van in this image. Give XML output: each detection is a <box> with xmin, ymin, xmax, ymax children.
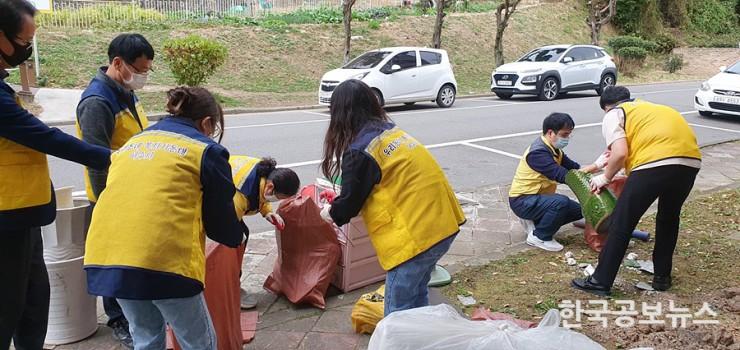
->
<box><xmin>319</xmin><ymin>47</ymin><xmax>458</xmax><ymax>108</ymax></box>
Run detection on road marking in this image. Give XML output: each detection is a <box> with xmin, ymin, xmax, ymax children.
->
<box><xmin>633</xmin><ymin>88</ymin><xmax>697</xmax><ymax>95</ymax></box>
<box><xmin>461</xmin><ymin>142</ymin><xmax>522</xmax><ymax>159</ymax></box>
<box><xmin>688</xmin><ymin>123</ymin><xmax>740</xmax><ymax>134</ymax></box>
<box><xmin>224</xmin><ymin>118</ymin><xmax>327</xmax><ymax>130</ymax></box>
<box><xmin>303</xmin><ymin>111</ymin><xmax>330</xmax><ymax>117</ymax></box>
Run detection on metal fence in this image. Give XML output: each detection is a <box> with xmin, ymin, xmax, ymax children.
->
<box><xmin>37</xmin><ymin>0</ymin><xmax>404</xmax><ymax>28</ymax></box>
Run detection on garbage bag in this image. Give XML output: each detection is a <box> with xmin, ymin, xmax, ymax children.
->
<box><xmin>564</xmin><ymin>170</ymin><xmax>617</xmax><ymax>234</ymax></box>
<box><xmin>368</xmin><ymin>304</ymin><xmax>605</xmax><ymax>350</ymax></box>
<box><xmin>263</xmin><ymin>195</ymin><xmax>341</xmax><ymax>309</ymax></box>
<box><xmin>470</xmin><ymin>307</ymin><xmax>536</xmax><ymax>329</ymax></box>
<box><xmin>582</xmin><ymin>176</ymin><xmax>627</xmax><ymax>252</ymax></box>
<box><xmin>351</xmin><ymin>284</ymin><xmax>385</xmax><ymax>334</ymax></box>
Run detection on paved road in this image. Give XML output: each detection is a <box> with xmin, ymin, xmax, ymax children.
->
<box><xmin>48</xmin><ymin>81</ymin><xmax>740</xmax><ymax>232</ymax></box>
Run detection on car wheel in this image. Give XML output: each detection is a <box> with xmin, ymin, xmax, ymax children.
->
<box><xmin>596</xmin><ymin>74</ymin><xmax>616</xmax><ymax>96</ymax></box>
<box><xmin>372</xmin><ymin>89</ymin><xmax>385</xmax><ymax>107</ymax></box>
<box><xmin>436</xmin><ymin>84</ymin><xmax>456</xmax><ymax>108</ymax></box>
<box><xmin>699</xmin><ymin>110</ymin><xmax>713</xmax><ymax>117</ymax></box>
<box><xmin>495</xmin><ymin>92</ymin><xmax>513</xmax><ymax>100</ymax></box>
<box><xmin>539</xmin><ymin>78</ymin><xmax>559</xmax><ymax>101</ymax></box>
<box><xmin>404</xmin><ymin>102</ymin><xmax>416</xmax><ymax>106</ymax></box>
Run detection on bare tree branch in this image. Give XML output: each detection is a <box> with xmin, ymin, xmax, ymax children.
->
<box><xmin>494</xmin><ymin>0</ymin><xmax>522</xmax><ymax>67</ymax></box>
<box><xmin>342</xmin><ymin>0</ymin><xmax>357</xmax><ymax>64</ymax></box>
<box><xmin>585</xmin><ymin>0</ymin><xmax>616</xmax><ymax>45</ymax></box>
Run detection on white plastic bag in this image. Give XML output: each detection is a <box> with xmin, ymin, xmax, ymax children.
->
<box><xmin>368</xmin><ymin>304</ymin><xmax>605</xmax><ymax>350</ymax></box>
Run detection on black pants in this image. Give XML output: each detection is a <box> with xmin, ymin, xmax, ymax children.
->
<box><xmin>0</xmin><ymin>228</ymin><xmax>50</xmax><ymax>350</ymax></box>
<box><xmin>593</xmin><ymin>165</ymin><xmax>699</xmax><ymax>288</ymax></box>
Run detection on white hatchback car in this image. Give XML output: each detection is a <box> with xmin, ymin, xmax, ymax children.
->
<box><xmin>491</xmin><ymin>44</ymin><xmax>618</xmax><ymax>101</ymax></box>
<box><xmin>319</xmin><ymin>47</ymin><xmax>458</xmax><ymax>108</ymax></box>
<box><xmin>695</xmin><ymin>60</ymin><xmax>740</xmax><ymax>117</ymax></box>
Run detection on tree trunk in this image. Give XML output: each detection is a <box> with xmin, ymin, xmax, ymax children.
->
<box><xmin>342</xmin><ymin>0</ymin><xmax>356</xmax><ymax>64</ymax></box>
<box><xmin>585</xmin><ymin>0</ymin><xmax>616</xmax><ymax>46</ymax></box>
<box><xmin>494</xmin><ymin>0</ymin><xmax>519</xmax><ymax>67</ymax></box>
<box><xmin>432</xmin><ymin>0</ymin><xmax>446</xmax><ymax>48</ymax></box>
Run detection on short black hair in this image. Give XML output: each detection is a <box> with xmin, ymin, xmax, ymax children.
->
<box><xmin>542</xmin><ymin>112</ymin><xmax>575</xmax><ymax>135</ymax></box>
<box><xmin>107</xmin><ymin>33</ymin><xmax>155</xmax><ymax>65</ymax></box>
<box><xmin>269</xmin><ymin>168</ymin><xmax>300</xmax><ymax>197</ymax></box>
<box><xmin>0</xmin><ymin>0</ymin><xmax>37</xmax><ymax>40</ymax></box>
<box><xmin>599</xmin><ymin>86</ymin><xmax>631</xmax><ymax>110</ymax></box>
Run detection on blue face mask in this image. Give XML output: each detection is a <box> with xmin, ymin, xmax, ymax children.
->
<box><xmin>554</xmin><ymin>136</ymin><xmax>570</xmax><ymax>149</ymax></box>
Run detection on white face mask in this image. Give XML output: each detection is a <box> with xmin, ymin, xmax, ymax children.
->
<box><xmin>122</xmin><ymin>64</ymin><xmax>148</xmax><ymax>90</ymax></box>
<box><xmin>264</xmin><ymin>193</ymin><xmax>279</xmax><ymax>202</ymax></box>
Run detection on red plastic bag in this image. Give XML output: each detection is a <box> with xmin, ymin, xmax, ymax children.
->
<box><xmin>263</xmin><ymin>195</ymin><xmax>341</xmax><ymax>309</ymax></box>
<box><xmin>470</xmin><ymin>307</ymin><xmax>537</xmax><ymax>329</ymax></box>
<box><xmin>582</xmin><ymin>176</ymin><xmax>627</xmax><ymax>252</ymax></box>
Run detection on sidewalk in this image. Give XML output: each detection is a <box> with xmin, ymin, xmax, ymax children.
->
<box><xmin>40</xmin><ymin>140</ymin><xmax>740</xmax><ymax>350</ymax></box>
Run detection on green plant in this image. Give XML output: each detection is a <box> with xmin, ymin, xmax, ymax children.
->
<box><xmin>162</xmin><ymin>35</ymin><xmax>228</xmax><ymax>86</ymax></box>
<box><xmin>37</xmin><ymin>4</ymin><xmax>166</xmax><ymax>28</ymax></box>
<box><xmin>368</xmin><ymin>19</ymin><xmax>381</xmax><ymax>30</ymax></box>
<box><xmin>688</xmin><ymin>0</ymin><xmax>737</xmax><ymax>34</ymax></box>
<box><xmin>652</xmin><ymin>33</ymin><xmax>678</xmax><ymax>54</ymax></box>
<box><xmin>607</xmin><ymin>35</ymin><xmax>657</xmax><ymax>53</ymax></box>
<box><xmin>613</xmin><ymin>0</ymin><xmax>646</xmax><ymax>33</ymax></box>
<box><xmin>617</xmin><ymin>46</ymin><xmax>648</xmax><ymax>60</ymax></box>
<box><xmin>664</xmin><ymin>54</ymin><xmax>684</xmax><ymax>73</ymax></box>
<box><xmin>260</xmin><ymin>19</ymin><xmax>290</xmax><ymax>32</ymax></box>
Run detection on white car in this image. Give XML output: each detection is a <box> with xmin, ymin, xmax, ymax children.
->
<box><xmin>490</xmin><ymin>44</ymin><xmax>618</xmax><ymax>101</ymax></box>
<box><xmin>319</xmin><ymin>47</ymin><xmax>458</xmax><ymax>108</ymax></box>
<box><xmin>695</xmin><ymin>60</ymin><xmax>740</xmax><ymax>117</ymax></box>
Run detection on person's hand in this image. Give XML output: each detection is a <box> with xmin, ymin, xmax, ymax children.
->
<box><xmin>320</xmin><ymin>205</ymin><xmax>333</xmax><ymax>223</ymax></box>
<box><xmin>594</xmin><ymin>151</ymin><xmax>610</xmax><ymax>170</ymax></box>
<box><xmin>319</xmin><ymin>190</ymin><xmax>337</xmax><ymax>205</ymax></box>
<box><xmin>589</xmin><ymin>174</ymin><xmax>611</xmax><ymax>193</ymax></box>
<box><xmin>265</xmin><ymin>213</ymin><xmax>285</xmax><ymax>230</ymax></box>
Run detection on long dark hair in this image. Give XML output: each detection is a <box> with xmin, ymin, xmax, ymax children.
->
<box><xmin>166</xmin><ymin>87</ymin><xmax>224</xmax><ymax>142</ymax></box>
<box><xmin>321</xmin><ymin>80</ymin><xmax>389</xmax><ymax>181</ymax></box>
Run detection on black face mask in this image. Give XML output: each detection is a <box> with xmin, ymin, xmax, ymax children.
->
<box><xmin>1</xmin><ymin>38</ymin><xmax>33</xmax><ymax>68</ymax></box>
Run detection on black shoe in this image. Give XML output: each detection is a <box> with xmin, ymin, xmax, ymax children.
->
<box><xmin>571</xmin><ymin>276</ymin><xmax>611</xmax><ymax>296</ymax></box>
<box><xmin>109</xmin><ymin>319</ymin><xmax>134</xmax><ymax>350</ymax></box>
<box><xmin>652</xmin><ymin>275</ymin><xmax>672</xmax><ymax>291</ymax></box>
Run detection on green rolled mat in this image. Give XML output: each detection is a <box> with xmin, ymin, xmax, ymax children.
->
<box><xmin>564</xmin><ymin>170</ymin><xmax>617</xmax><ymax>234</ymax></box>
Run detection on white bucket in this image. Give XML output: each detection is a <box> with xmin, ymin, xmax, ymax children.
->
<box><xmin>41</xmin><ymin>199</ymin><xmax>90</xmax><ymax>262</ymax></box>
<box><xmin>45</xmin><ymin>256</ymin><xmax>98</xmax><ymax>345</ymax></box>
<box><xmin>54</xmin><ymin>186</ymin><xmax>75</xmax><ymax>209</ymax></box>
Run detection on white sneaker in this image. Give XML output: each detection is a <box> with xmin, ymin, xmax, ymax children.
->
<box><xmin>519</xmin><ymin>218</ymin><xmax>535</xmax><ymax>236</ymax></box>
<box><xmin>526</xmin><ymin>235</ymin><xmax>564</xmax><ymax>252</ymax></box>
<box><xmin>240</xmin><ymin>288</ymin><xmax>258</xmax><ymax>309</ymax></box>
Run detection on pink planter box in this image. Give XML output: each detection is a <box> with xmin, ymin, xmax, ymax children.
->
<box><xmin>304</xmin><ymin>183</ymin><xmax>387</xmax><ymax>292</ymax></box>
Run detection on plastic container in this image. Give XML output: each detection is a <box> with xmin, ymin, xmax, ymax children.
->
<box><xmin>45</xmin><ymin>256</ymin><xmax>98</xmax><ymax>345</ymax></box>
<box><xmin>41</xmin><ymin>198</ymin><xmax>90</xmax><ymax>262</ymax></box>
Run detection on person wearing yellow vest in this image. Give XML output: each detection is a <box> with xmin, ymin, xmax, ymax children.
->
<box><xmin>318</xmin><ymin>80</ymin><xmax>465</xmax><ymax>316</ymax></box>
<box><xmin>508</xmin><ymin>113</ymin><xmax>605</xmax><ymax>252</ymax></box>
<box><xmin>229</xmin><ymin>155</ymin><xmax>299</xmax><ymax>309</ymax></box>
<box><xmin>572</xmin><ymin>86</ymin><xmax>701</xmax><ymax>296</ymax></box>
<box><xmin>84</xmin><ymin>87</ymin><xmax>243</xmax><ymax>349</ymax></box>
<box><xmin>76</xmin><ymin>33</ymin><xmax>154</xmax><ymax>348</ymax></box>
<box><xmin>0</xmin><ymin>1</ymin><xmax>111</xmax><ymax>347</ymax></box>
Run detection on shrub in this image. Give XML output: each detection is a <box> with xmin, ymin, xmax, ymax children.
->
<box><xmin>37</xmin><ymin>4</ymin><xmax>165</xmax><ymax>28</ymax></box>
<box><xmin>652</xmin><ymin>33</ymin><xmax>678</xmax><ymax>54</ymax></box>
<box><xmin>608</xmin><ymin>36</ymin><xmax>657</xmax><ymax>53</ymax></box>
<box><xmin>162</xmin><ymin>35</ymin><xmax>228</xmax><ymax>86</ymax></box>
<box><xmin>616</xmin><ymin>46</ymin><xmax>648</xmax><ymax>75</ymax></box>
<box><xmin>664</xmin><ymin>54</ymin><xmax>684</xmax><ymax>73</ymax></box>
<box><xmin>368</xmin><ymin>19</ymin><xmax>381</xmax><ymax>30</ymax></box>
<box><xmin>688</xmin><ymin>0</ymin><xmax>737</xmax><ymax>34</ymax></box>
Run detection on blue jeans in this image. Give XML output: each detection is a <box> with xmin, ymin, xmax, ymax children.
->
<box><xmin>509</xmin><ymin>194</ymin><xmax>582</xmax><ymax>241</ymax></box>
<box><xmin>117</xmin><ymin>293</ymin><xmax>216</xmax><ymax>350</ymax></box>
<box><xmin>384</xmin><ymin>234</ymin><xmax>456</xmax><ymax>316</ymax></box>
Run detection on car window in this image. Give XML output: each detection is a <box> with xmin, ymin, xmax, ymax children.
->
<box><xmin>518</xmin><ymin>48</ymin><xmax>567</xmax><ymax>62</ymax></box>
<box><xmin>420</xmin><ymin>51</ymin><xmax>442</xmax><ymax>66</ymax></box>
<box><xmin>344</xmin><ymin>51</ymin><xmax>391</xmax><ymax>69</ymax></box>
<box><xmin>726</xmin><ymin>61</ymin><xmax>740</xmax><ymax>74</ymax></box>
<box><xmin>564</xmin><ymin>48</ymin><xmax>589</xmax><ymax>62</ymax></box>
<box><xmin>381</xmin><ymin>51</ymin><xmax>417</xmax><ymax>73</ymax></box>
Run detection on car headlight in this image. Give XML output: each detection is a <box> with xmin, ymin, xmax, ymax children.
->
<box><xmin>521</xmin><ymin>75</ymin><xmax>539</xmax><ymax>84</ymax></box>
<box><xmin>700</xmin><ymin>81</ymin><xmax>711</xmax><ymax>91</ymax></box>
<box><xmin>352</xmin><ymin>72</ymin><xmax>369</xmax><ymax>80</ymax></box>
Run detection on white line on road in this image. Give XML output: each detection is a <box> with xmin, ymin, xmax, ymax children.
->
<box><xmin>224</xmin><ymin>118</ymin><xmax>327</xmax><ymax>130</ymax></box>
<box><xmin>688</xmin><ymin>123</ymin><xmax>740</xmax><ymax>134</ymax></box>
<box><xmin>461</xmin><ymin>142</ymin><xmax>523</xmax><ymax>159</ymax></box>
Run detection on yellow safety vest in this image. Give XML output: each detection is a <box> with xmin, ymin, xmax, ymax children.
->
<box><xmin>619</xmin><ymin>100</ymin><xmax>701</xmax><ymax>174</ymax></box>
<box><xmin>76</xmin><ymin>78</ymin><xmax>148</xmax><ymax>202</ymax></box>
<box><xmin>229</xmin><ymin>155</ymin><xmax>272</xmax><ymax>218</ymax></box>
<box><xmin>0</xmin><ymin>95</ymin><xmax>51</xmax><ymax>210</ymax></box>
<box><xmin>509</xmin><ymin>136</ymin><xmax>564</xmax><ymax>197</ymax></box>
<box><xmin>84</xmin><ymin>129</ymin><xmax>209</xmax><ymax>285</ymax></box>
<box><xmin>360</xmin><ymin>126</ymin><xmax>465</xmax><ymax>270</ymax></box>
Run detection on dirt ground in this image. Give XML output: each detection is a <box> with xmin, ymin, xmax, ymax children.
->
<box><xmin>442</xmin><ymin>189</ymin><xmax>740</xmax><ymax>350</ymax></box>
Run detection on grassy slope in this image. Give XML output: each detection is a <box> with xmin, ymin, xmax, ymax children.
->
<box><xmin>23</xmin><ymin>1</ymin><xmax>590</xmax><ymax>110</ymax></box>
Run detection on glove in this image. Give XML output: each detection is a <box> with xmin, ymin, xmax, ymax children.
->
<box><xmin>589</xmin><ymin>174</ymin><xmax>611</xmax><ymax>193</ymax></box>
<box><xmin>594</xmin><ymin>151</ymin><xmax>610</xmax><ymax>170</ymax></box>
<box><xmin>265</xmin><ymin>213</ymin><xmax>285</xmax><ymax>231</ymax></box>
<box><xmin>320</xmin><ymin>204</ymin><xmax>333</xmax><ymax>223</ymax></box>
<box><xmin>319</xmin><ymin>190</ymin><xmax>337</xmax><ymax>205</ymax></box>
